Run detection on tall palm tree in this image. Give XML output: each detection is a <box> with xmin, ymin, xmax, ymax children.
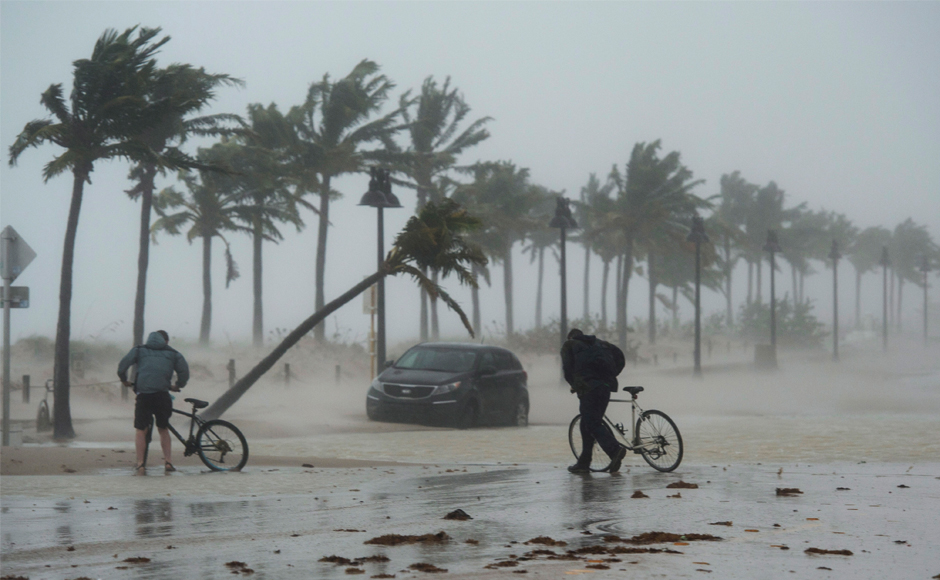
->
<box><xmin>708</xmin><ymin>171</ymin><xmax>755</xmax><ymax>326</ymax></box>
<box><xmin>574</xmin><ymin>173</ymin><xmax>615</xmax><ymax>322</ymax></box>
<box><xmin>125</xmin><ymin>64</ymin><xmax>243</xmax><ymax>348</ymax></box>
<box><xmin>201</xmin><ymin>198</ymin><xmax>486</xmax><ymax>420</ymax></box>
<box><xmin>846</xmin><ymin>226</ymin><xmax>892</xmax><ymax>328</ymax></box>
<box><xmin>743</xmin><ymin>182</ymin><xmax>801</xmax><ymax>304</ymax></box>
<box><xmin>890</xmin><ymin>218</ymin><xmax>939</xmax><ymax>330</ymax></box>
<box><xmin>453</xmin><ymin>161</ymin><xmax>540</xmax><ymax>337</ymax></box>
<box><xmin>394</xmin><ymin>76</ymin><xmax>491</xmax><ymax>340</ymax></box>
<box><xmin>604</xmin><ymin>141</ymin><xmax>707</xmax><ymax>349</ymax></box>
<box><xmin>151</xmin><ymin>144</ymin><xmax>250</xmax><ymax>345</ymax></box>
<box><xmin>235</xmin><ymin>105</ymin><xmax>313</xmax><ymax>347</ymax></box>
<box><xmin>521</xmin><ymin>186</ymin><xmax>561</xmax><ymax>329</ymax></box>
<box><xmin>8</xmin><ymin>26</ymin><xmax>172</xmax><ymax>439</ymax></box>
<box><xmin>287</xmin><ymin>60</ymin><xmax>404</xmax><ymax>341</ymax></box>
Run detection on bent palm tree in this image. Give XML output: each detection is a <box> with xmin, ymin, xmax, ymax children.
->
<box><xmin>201</xmin><ymin>198</ymin><xmax>486</xmax><ymax>420</ymax></box>
<box><xmin>8</xmin><ymin>26</ymin><xmax>171</xmax><ymax>439</ymax></box>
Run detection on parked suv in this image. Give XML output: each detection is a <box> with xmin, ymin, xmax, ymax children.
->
<box><xmin>366</xmin><ymin>343</ymin><xmax>529</xmax><ymax>429</ymax></box>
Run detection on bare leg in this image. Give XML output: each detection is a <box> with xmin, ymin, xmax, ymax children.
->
<box><xmin>135</xmin><ymin>429</ymin><xmax>147</xmax><ymax>474</ymax></box>
<box><xmin>158</xmin><ymin>427</ymin><xmax>173</xmax><ymax>467</ymax></box>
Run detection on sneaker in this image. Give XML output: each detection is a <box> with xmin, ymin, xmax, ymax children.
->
<box><xmin>567</xmin><ymin>463</ymin><xmax>591</xmax><ymax>474</ymax></box>
<box><xmin>606</xmin><ymin>446</ymin><xmax>628</xmax><ymax>473</ymax></box>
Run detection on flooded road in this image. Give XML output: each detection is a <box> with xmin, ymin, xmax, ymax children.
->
<box><xmin>3</xmin><ymin>461</ymin><xmax>939</xmax><ymax>579</ymax></box>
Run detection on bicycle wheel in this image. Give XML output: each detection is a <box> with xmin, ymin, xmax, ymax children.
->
<box><xmin>196</xmin><ymin>420</ymin><xmax>248</xmax><ymax>471</ymax></box>
<box><xmin>635</xmin><ymin>410</ymin><xmax>683</xmax><ymax>472</ymax></box>
<box><xmin>568</xmin><ymin>415</ymin><xmax>614</xmax><ymax>472</ymax></box>
<box><xmin>142</xmin><ymin>417</ymin><xmax>154</xmax><ymax>467</ymax></box>
<box><xmin>36</xmin><ymin>400</ymin><xmax>51</xmax><ymax>432</ymax></box>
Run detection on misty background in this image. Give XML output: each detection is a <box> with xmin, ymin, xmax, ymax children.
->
<box><xmin>2</xmin><ymin>1</ymin><xmax>939</xmax><ymax>350</ymax></box>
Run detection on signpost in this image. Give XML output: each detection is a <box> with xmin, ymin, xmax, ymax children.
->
<box><xmin>2</xmin><ymin>226</ymin><xmax>36</xmax><ymax>446</ymax></box>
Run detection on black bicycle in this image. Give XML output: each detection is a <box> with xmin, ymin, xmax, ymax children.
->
<box><xmin>569</xmin><ymin>386</ymin><xmax>683</xmax><ymax>472</ymax></box>
<box><xmin>142</xmin><ymin>396</ymin><xmax>249</xmax><ymax>472</ymax></box>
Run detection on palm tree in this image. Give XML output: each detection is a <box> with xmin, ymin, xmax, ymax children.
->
<box><xmin>151</xmin><ymin>145</ymin><xmax>250</xmax><ymax>345</ymax></box>
<box><xmin>8</xmin><ymin>26</ymin><xmax>172</xmax><ymax>439</ymax></box>
<box><xmin>452</xmin><ymin>161</ymin><xmax>540</xmax><ymax>337</ymax></box>
<box><xmin>743</xmin><ymin>182</ymin><xmax>802</xmax><ymax>304</ymax></box>
<box><xmin>125</xmin><ymin>64</ymin><xmax>243</xmax><ymax>347</ymax></box>
<box><xmin>394</xmin><ymin>76</ymin><xmax>491</xmax><ymax>340</ymax></box>
<box><xmin>235</xmin><ymin>105</ymin><xmax>313</xmax><ymax>347</ymax></box>
<box><xmin>574</xmin><ymin>173</ymin><xmax>615</xmax><ymax>323</ymax></box>
<box><xmin>200</xmin><ymin>198</ymin><xmax>486</xmax><ymax>420</ymax></box>
<box><xmin>890</xmin><ymin>218</ymin><xmax>939</xmax><ymax>330</ymax></box>
<box><xmin>287</xmin><ymin>60</ymin><xmax>404</xmax><ymax>341</ymax></box>
<box><xmin>846</xmin><ymin>226</ymin><xmax>892</xmax><ymax>328</ymax></box>
<box><xmin>604</xmin><ymin>141</ymin><xmax>707</xmax><ymax>349</ymax></box>
<box><xmin>708</xmin><ymin>171</ymin><xmax>755</xmax><ymax>326</ymax></box>
<box><xmin>521</xmin><ymin>186</ymin><xmax>561</xmax><ymax>328</ymax></box>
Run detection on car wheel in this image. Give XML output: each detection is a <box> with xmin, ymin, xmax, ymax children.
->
<box><xmin>511</xmin><ymin>399</ymin><xmax>529</xmax><ymax>427</ymax></box>
<box><xmin>455</xmin><ymin>401</ymin><xmax>478</xmax><ymax>430</ymax></box>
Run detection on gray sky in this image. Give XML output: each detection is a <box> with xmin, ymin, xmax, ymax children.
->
<box><xmin>2</xmin><ymin>1</ymin><xmax>938</xmax><ymax>348</ymax></box>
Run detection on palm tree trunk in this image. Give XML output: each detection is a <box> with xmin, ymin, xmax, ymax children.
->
<box><xmin>583</xmin><ymin>245</ymin><xmax>590</xmax><ymax>321</ymax></box>
<box><xmin>503</xmin><ymin>241</ymin><xmax>514</xmax><ymax>336</ymax></box>
<box><xmin>199</xmin><ymin>234</ymin><xmax>212</xmax><ymax>346</ymax></box>
<box><xmin>535</xmin><ymin>247</ymin><xmax>544</xmax><ymax>328</ymax></box>
<box><xmin>203</xmin><ymin>271</ymin><xmax>385</xmax><ymax>420</ymax></box>
<box><xmin>897</xmin><ymin>276</ymin><xmax>904</xmax><ymax>331</ymax></box>
<box><xmin>313</xmin><ymin>175</ymin><xmax>331</xmax><ymax>341</ymax></box>
<box><xmin>672</xmin><ymin>284</ymin><xmax>679</xmax><ymax>331</ymax></box>
<box><xmin>132</xmin><ymin>164</ymin><xmax>157</xmax><ymax>347</ymax></box>
<box><xmin>471</xmin><ymin>263</ymin><xmax>481</xmax><ymax>335</ymax></box>
<box><xmin>724</xmin><ymin>235</ymin><xmax>733</xmax><ymax>326</ymax></box>
<box><xmin>431</xmin><ymin>269</ymin><xmax>440</xmax><ymax>340</ymax></box>
<box><xmin>648</xmin><ymin>250</ymin><xmax>656</xmax><ymax>345</ymax></box>
<box><xmin>252</xmin><ymin>220</ymin><xmax>263</xmax><ymax>347</ymax></box>
<box><xmin>889</xmin><ymin>267</ymin><xmax>895</xmax><ymax>328</ymax></box>
<box><xmin>420</xmin><ymin>276</ymin><xmax>429</xmax><ymax>341</ymax></box>
<box><xmin>799</xmin><ymin>269</ymin><xmax>805</xmax><ymax>304</ymax></box>
<box><xmin>600</xmin><ymin>259</ymin><xmax>610</xmax><ymax>331</ymax></box>
<box><xmin>855</xmin><ymin>268</ymin><xmax>862</xmax><ymax>329</ymax></box>
<box><xmin>747</xmin><ymin>260</ymin><xmax>753</xmax><ymax>304</ymax></box>
<box><xmin>791</xmin><ymin>264</ymin><xmax>798</xmax><ymax>304</ymax></box>
<box><xmin>757</xmin><ymin>259</ymin><xmax>763</xmax><ymax>304</ymax></box>
<box><xmin>618</xmin><ymin>238</ymin><xmax>634</xmax><ymax>351</ymax></box>
<box><xmin>615</xmin><ymin>253</ymin><xmax>623</xmax><ymax>339</ymax></box>
<box><xmin>52</xmin><ymin>170</ymin><xmax>89</xmax><ymax>439</ymax></box>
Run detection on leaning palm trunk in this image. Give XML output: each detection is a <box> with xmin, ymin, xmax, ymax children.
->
<box><xmin>200</xmin><ymin>234</ymin><xmax>212</xmax><ymax>345</ymax></box>
<box><xmin>313</xmin><ymin>175</ymin><xmax>331</xmax><ymax>341</ymax></box>
<box><xmin>132</xmin><ymin>164</ymin><xmax>157</xmax><ymax>347</ymax></box>
<box><xmin>202</xmin><ymin>271</ymin><xmax>384</xmax><ymax>420</ymax></box>
<box><xmin>53</xmin><ymin>170</ymin><xmax>89</xmax><ymax>439</ymax></box>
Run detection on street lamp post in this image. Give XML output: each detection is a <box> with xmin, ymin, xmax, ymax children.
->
<box><xmin>686</xmin><ymin>215</ymin><xmax>709</xmax><ymax>377</ymax></box>
<box><xmin>549</xmin><ymin>197</ymin><xmax>578</xmax><ymax>350</ymax></box>
<box><xmin>920</xmin><ymin>255</ymin><xmax>930</xmax><ymax>345</ymax></box>
<box><xmin>359</xmin><ymin>168</ymin><xmax>402</xmax><ymax>376</ymax></box>
<box><xmin>828</xmin><ymin>240</ymin><xmax>841</xmax><ymax>362</ymax></box>
<box><xmin>763</xmin><ymin>230</ymin><xmax>782</xmax><ymax>364</ymax></box>
<box><xmin>880</xmin><ymin>246</ymin><xmax>890</xmax><ymax>352</ymax></box>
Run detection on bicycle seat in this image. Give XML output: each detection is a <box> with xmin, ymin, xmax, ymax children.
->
<box><xmin>184</xmin><ymin>398</ymin><xmax>209</xmax><ymax>409</ymax></box>
<box><xmin>622</xmin><ymin>386</ymin><xmax>644</xmax><ymax>395</ymax></box>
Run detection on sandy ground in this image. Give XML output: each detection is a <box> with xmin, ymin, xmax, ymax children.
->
<box><xmin>2</xmin><ymin>334</ymin><xmax>939</xmax><ymax>578</ymax></box>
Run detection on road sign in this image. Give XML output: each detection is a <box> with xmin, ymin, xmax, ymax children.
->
<box><xmin>0</xmin><ymin>286</ymin><xmax>29</xmax><ymax>308</ymax></box>
<box><xmin>0</xmin><ymin>226</ymin><xmax>36</xmax><ymax>282</ymax></box>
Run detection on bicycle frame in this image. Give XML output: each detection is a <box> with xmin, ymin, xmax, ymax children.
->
<box><xmin>150</xmin><ymin>406</ymin><xmax>204</xmax><ymax>458</ymax></box>
<box><xmin>604</xmin><ymin>395</ymin><xmax>663</xmax><ymax>455</ymax></box>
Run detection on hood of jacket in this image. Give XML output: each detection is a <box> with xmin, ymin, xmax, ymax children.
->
<box><xmin>573</xmin><ymin>333</ymin><xmax>598</xmax><ymax>346</ymax></box>
<box><xmin>145</xmin><ymin>332</ymin><xmax>168</xmax><ymax>350</ymax></box>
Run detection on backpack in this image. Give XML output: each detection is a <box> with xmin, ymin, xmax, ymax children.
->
<box><xmin>574</xmin><ymin>339</ymin><xmax>625</xmax><ymax>380</ymax></box>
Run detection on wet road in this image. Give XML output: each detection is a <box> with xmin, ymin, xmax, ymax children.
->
<box><xmin>2</xmin><ymin>461</ymin><xmax>939</xmax><ymax>579</ymax></box>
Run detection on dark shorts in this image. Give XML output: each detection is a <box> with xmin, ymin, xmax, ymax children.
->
<box><xmin>134</xmin><ymin>391</ymin><xmax>173</xmax><ymax>430</ymax></box>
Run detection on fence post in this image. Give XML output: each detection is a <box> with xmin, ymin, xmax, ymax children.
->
<box><xmin>284</xmin><ymin>363</ymin><xmax>290</xmax><ymax>386</ymax></box>
<box><xmin>335</xmin><ymin>365</ymin><xmax>341</xmax><ymax>385</ymax></box>
<box><xmin>227</xmin><ymin>359</ymin><xmax>236</xmax><ymax>388</ymax></box>
<box><xmin>22</xmin><ymin>374</ymin><xmax>29</xmax><ymax>403</ymax></box>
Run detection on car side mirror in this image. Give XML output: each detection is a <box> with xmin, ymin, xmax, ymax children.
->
<box><xmin>479</xmin><ymin>365</ymin><xmax>497</xmax><ymax>376</ymax></box>
<box><xmin>384</xmin><ymin>360</ymin><xmax>395</xmax><ymax>369</ymax></box>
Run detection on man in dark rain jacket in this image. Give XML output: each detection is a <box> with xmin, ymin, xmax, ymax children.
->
<box><xmin>561</xmin><ymin>328</ymin><xmax>626</xmax><ymax>473</ymax></box>
<box><xmin>118</xmin><ymin>330</ymin><xmax>189</xmax><ymax>475</ymax></box>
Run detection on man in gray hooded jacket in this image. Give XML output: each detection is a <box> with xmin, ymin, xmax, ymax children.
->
<box><xmin>118</xmin><ymin>330</ymin><xmax>189</xmax><ymax>474</ymax></box>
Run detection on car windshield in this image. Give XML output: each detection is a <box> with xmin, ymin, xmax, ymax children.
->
<box><xmin>395</xmin><ymin>348</ymin><xmax>477</xmax><ymax>373</ymax></box>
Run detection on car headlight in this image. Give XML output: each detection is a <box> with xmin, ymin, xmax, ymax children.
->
<box><xmin>434</xmin><ymin>381</ymin><xmax>461</xmax><ymax>395</ymax></box>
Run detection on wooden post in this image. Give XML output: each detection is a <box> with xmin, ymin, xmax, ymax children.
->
<box><xmin>335</xmin><ymin>365</ymin><xmax>341</xmax><ymax>385</ymax></box>
<box><xmin>284</xmin><ymin>363</ymin><xmax>290</xmax><ymax>386</ymax></box>
<box><xmin>227</xmin><ymin>359</ymin><xmax>236</xmax><ymax>388</ymax></box>
<box><xmin>22</xmin><ymin>374</ymin><xmax>29</xmax><ymax>403</ymax></box>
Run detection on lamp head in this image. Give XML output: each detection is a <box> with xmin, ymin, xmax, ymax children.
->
<box><xmin>549</xmin><ymin>197</ymin><xmax>578</xmax><ymax>229</ymax></box>
<box><xmin>763</xmin><ymin>229</ymin><xmax>781</xmax><ymax>253</ymax></box>
<box><xmin>880</xmin><ymin>246</ymin><xmax>890</xmax><ymax>267</ymax></box>
<box><xmin>828</xmin><ymin>240</ymin><xmax>842</xmax><ymax>261</ymax></box>
<box><xmin>686</xmin><ymin>215</ymin><xmax>709</xmax><ymax>244</ymax></box>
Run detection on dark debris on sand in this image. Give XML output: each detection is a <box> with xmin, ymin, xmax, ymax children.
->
<box><xmin>776</xmin><ymin>488</ymin><xmax>803</xmax><ymax>496</ymax></box>
<box><xmin>365</xmin><ymin>532</ymin><xmax>450</xmax><ymax>546</ymax></box>
<box><xmin>604</xmin><ymin>532</ymin><xmax>722</xmax><ymax>544</ymax></box>
<box><xmin>443</xmin><ymin>509</ymin><xmax>472</xmax><ymax>521</ymax></box>
<box><xmin>666</xmin><ymin>481</ymin><xmax>699</xmax><ymax>489</ymax></box>
<box><xmin>409</xmin><ymin>562</ymin><xmax>448</xmax><ymax>573</ymax></box>
<box><xmin>524</xmin><ymin>536</ymin><xmax>567</xmax><ymax>547</ymax></box>
<box><xmin>805</xmin><ymin>548</ymin><xmax>853</xmax><ymax>556</ymax></box>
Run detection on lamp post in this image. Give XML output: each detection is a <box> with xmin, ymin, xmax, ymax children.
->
<box><xmin>763</xmin><ymin>230</ymin><xmax>781</xmax><ymax>362</ymax></box>
<box><xmin>879</xmin><ymin>246</ymin><xmax>890</xmax><ymax>352</ymax></box>
<box><xmin>828</xmin><ymin>240</ymin><xmax>841</xmax><ymax>362</ymax></box>
<box><xmin>687</xmin><ymin>215</ymin><xmax>709</xmax><ymax>377</ymax></box>
<box><xmin>359</xmin><ymin>168</ymin><xmax>402</xmax><ymax>376</ymax></box>
<box><xmin>920</xmin><ymin>255</ymin><xmax>930</xmax><ymax>345</ymax></box>
<box><xmin>549</xmin><ymin>197</ymin><xmax>578</xmax><ymax>350</ymax></box>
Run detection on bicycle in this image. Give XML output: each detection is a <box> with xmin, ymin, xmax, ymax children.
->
<box><xmin>141</xmin><ymin>394</ymin><xmax>249</xmax><ymax>472</ymax></box>
<box><xmin>35</xmin><ymin>380</ymin><xmax>53</xmax><ymax>432</ymax></box>
<box><xmin>568</xmin><ymin>386</ymin><xmax>683</xmax><ymax>473</ymax></box>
